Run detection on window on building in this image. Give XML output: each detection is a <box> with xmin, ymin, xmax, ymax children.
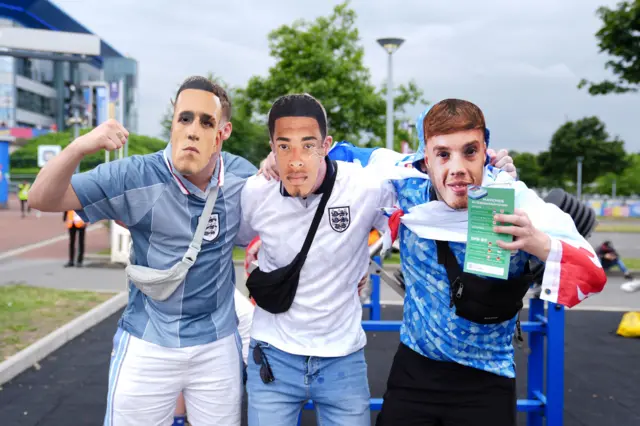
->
<box><xmin>17</xmin><ymin>88</ymin><xmax>55</xmax><ymax>118</ymax></box>
<box><xmin>15</xmin><ymin>58</ymin><xmax>54</xmax><ymax>86</ymax></box>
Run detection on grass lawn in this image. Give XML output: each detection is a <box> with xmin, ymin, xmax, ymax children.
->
<box><xmin>594</xmin><ymin>224</ymin><xmax>640</xmax><ymax>233</ymax></box>
<box><xmin>0</xmin><ymin>285</ymin><xmax>114</xmax><ymax>361</ymax></box>
<box><xmin>596</xmin><ymin>216</ymin><xmax>640</xmax><ymax>223</ymax></box>
<box><xmin>623</xmin><ymin>258</ymin><xmax>640</xmax><ymax>270</ymax></box>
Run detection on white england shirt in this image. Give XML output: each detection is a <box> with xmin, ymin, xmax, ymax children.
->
<box><xmin>238</xmin><ymin>159</ymin><xmax>396</xmax><ymax>357</ymax></box>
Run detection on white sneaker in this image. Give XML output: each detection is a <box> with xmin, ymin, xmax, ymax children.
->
<box><xmin>620</xmin><ymin>279</ymin><xmax>640</xmax><ymax>293</ymax></box>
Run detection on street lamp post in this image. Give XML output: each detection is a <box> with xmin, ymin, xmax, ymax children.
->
<box><xmin>377</xmin><ymin>37</ymin><xmax>404</xmax><ymax>151</ymax></box>
<box><xmin>67</xmin><ymin>84</ymin><xmax>84</xmax><ymax>174</ymax></box>
<box><xmin>612</xmin><ymin>178</ymin><xmax>617</xmax><ymax>198</ymax></box>
<box><xmin>576</xmin><ymin>156</ymin><xmax>584</xmax><ymax>201</ymax></box>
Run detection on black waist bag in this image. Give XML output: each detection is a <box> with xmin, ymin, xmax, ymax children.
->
<box><xmin>436</xmin><ymin>240</ymin><xmax>533</xmax><ymax>325</ymax></box>
<box><xmin>245</xmin><ymin>162</ymin><xmax>338</xmax><ymax>315</ymax></box>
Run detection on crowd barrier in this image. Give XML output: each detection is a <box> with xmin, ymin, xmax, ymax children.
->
<box><xmin>587</xmin><ymin>199</ymin><xmax>640</xmax><ymax>218</ymax></box>
<box><xmin>299</xmin><ymin>256</ymin><xmax>565</xmax><ymax>426</ymax></box>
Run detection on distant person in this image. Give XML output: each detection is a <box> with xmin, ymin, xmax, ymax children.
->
<box><xmin>64</xmin><ymin>210</ymin><xmax>86</xmax><ymax>267</ymax></box>
<box><xmin>597</xmin><ymin>240</ymin><xmax>640</xmax><ymax>292</ymax></box>
<box><xmin>17</xmin><ymin>180</ymin><xmax>30</xmax><ymax>218</ymax></box>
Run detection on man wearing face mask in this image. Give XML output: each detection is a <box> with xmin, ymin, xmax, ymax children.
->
<box><xmin>337</xmin><ymin>99</ymin><xmax>606</xmax><ymax>426</ymax></box>
<box><xmin>236</xmin><ymin>93</ymin><xmax>400</xmax><ymax>425</ymax></box>
<box><xmin>27</xmin><ymin>76</ymin><xmax>256</xmax><ymax>426</ymax></box>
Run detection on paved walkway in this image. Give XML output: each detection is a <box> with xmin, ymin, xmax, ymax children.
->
<box><xmin>0</xmin><ymin>193</ymin><xmax>111</xmax><ymax>262</ymax></box>
<box><xmin>0</xmin><ymin>195</ymin><xmax>68</xmax><ymax>253</ymax></box>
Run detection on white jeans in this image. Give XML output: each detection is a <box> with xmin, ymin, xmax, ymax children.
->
<box><xmin>104</xmin><ymin>329</ymin><xmax>243</xmax><ymax>426</ymax></box>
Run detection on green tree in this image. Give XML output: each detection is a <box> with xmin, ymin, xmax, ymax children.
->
<box><xmin>510</xmin><ymin>151</ymin><xmax>542</xmax><ymax>188</ymax></box>
<box><xmin>223</xmin><ymin>92</ymin><xmax>270</xmax><ymax>166</ymax></box>
<box><xmin>160</xmin><ymin>73</ymin><xmax>269</xmax><ymax>166</ymax></box>
<box><xmin>535</xmin><ymin>151</ymin><xmax>561</xmax><ymax>189</ymax></box>
<box><xmin>10</xmin><ymin>130</ymin><xmax>166</xmax><ymax>174</ymax></box>
<box><xmin>578</xmin><ymin>0</ymin><xmax>640</xmax><ymax>95</ymax></box>
<box><xmin>243</xmin><ymin>1</ymin><xmax>425</xmax><ymax>149</ymax></box>
<box><xmin>593</xmin><ymin>153</ymin><xmax>640</xmax><ymax>195</ymax></box>
<box><xmin>541</xmin><ymin>117</ymin><xmax>629</xmax><ymax>191</ymax></box>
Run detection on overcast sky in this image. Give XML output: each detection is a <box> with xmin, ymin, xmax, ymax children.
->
<box><xmin>54</xmin><ymin>0</ymin><xmax>640</xmax><ymax>154</ymax></box>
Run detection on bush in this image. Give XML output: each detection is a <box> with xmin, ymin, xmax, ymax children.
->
<box><xmin>10</xmin><ymin>129</ymin><xmax>167</xmax><ymax>173</ymax></box>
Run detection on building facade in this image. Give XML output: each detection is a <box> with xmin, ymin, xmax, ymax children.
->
<box><xmin>0</xmin><ymin>1</ymin><xmax>138</xmax><ymax>140</ymax></box>
<box><xmin>0</xmin><ymin>0</ymin><xmax>138</xmax><ymax>208</ymax></box>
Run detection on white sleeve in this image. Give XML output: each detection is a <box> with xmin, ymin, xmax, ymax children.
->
<box><xmin>514</xmin><ymin>181</ymin><xmax>606</xmax><ymax>307</ymax></box>
<box><xmin>514</xmin><ymin>181</ymin><xmax>595</xmax><ymax>256</ymax></box>
<box><xmin>367</xmin><ymin>148</ymin><xmax>409</xmax><ymax>168</ymax></box>
<box><xmin>372</xmin><ymin>179</ymin><xmax>398</xmax><ymax>232</ymax></box>
<box><xmin>234</xmin><ymin>288</ymin><xmax>254</xmax><ymax>365</ymax></box>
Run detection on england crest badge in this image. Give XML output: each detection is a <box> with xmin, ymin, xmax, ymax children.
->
<box><xmin>328</xmin><ymin>206</ymin><xmax>350</xmax><ymax>233</ymax></box>
<box><xmin>203</xmin><ymin>213</ymin><xmax>220</xmax><ymax>241</ymax></box>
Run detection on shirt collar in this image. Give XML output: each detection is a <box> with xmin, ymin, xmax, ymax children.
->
<box><xmin>279</xmin><ymin>156</ymin><xmax>336</xmax><ymax>197</ymax></box>
<box><xmin>163</xmin><ymin>143</ymin><xmax>224</xmax><ymax>198</ymax></box>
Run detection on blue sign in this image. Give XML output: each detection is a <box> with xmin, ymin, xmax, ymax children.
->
<box><xmin>629</xmin><ymin>202</ymin><xmax>640</xmax><ymax>218</ymax></box>
<box><xmin>95</xmin><ymin>86</ymin><xmax>108</xmax><ymax>125</ymax></box>
<box><xmin>0</xmin><ymin>141</ymin><xmax>9</xmax><ymax>208</ymax></box>
<box><xmin>109</xmin><ymin>81</ymin><xmax>119</xmax><ymax>102</ymax></box>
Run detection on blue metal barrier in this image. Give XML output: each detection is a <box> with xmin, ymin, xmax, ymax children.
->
<box><xmin>299</xmin><ymin>263</ymin><xmax>564</xmax><ymax>426</ymax></box>
<box><xmin>361</xmin><ymin>255</ymin><xmax>381</xmax><ymax>321</ymax></box>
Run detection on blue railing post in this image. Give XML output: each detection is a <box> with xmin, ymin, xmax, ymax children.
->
<box><xmin>370</xmin><ymin>255</ymin><xmax>382</xmax><ymax>321</ymax></box>
<box><xmin>546</xmin><ymin>302</ymin><xmax>565</xmax><ymax>426</ymax></box>
<box><xmin>527</xmin><ymin>297</ymin><xmax>545</xmax><ymax>426</ymax></box>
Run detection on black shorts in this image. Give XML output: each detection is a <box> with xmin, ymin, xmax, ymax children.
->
<box><xmin>376</xmin><ymin>343</ymin><xmax>517</xmax><ymax>426</ymax></box>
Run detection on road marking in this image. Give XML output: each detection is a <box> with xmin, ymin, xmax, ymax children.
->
<box><xmin>0</xmin><ymin>223</ymin><xmax>103</xmax><ymax>262</ymax></box>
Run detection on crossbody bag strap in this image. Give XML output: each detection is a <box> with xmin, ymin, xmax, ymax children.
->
<box><xmin>298</xmin><ymin>160</ymin><xmax>339</xmax><ymax>257</ymax></box>
<box><xmin>182</xmin><ymin>159</ymin><xmax>223</xmax><ymax>265</ymax></box>
<box><xmin>182</xmin><ymin>185</ymin><xmax>220</xmax><ymax>265</ymax></box>
<box><xmin>435</xmin><ymin>239</ymin><xmax>462</xmax><ymax>287</ymax></box>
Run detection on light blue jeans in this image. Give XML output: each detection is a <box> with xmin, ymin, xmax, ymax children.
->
<box><xmin>246</xmin><ymin>338</ymin><xmax>371</xmax><ymax>426</ymax></box>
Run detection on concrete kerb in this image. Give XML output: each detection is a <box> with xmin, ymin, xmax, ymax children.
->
<box><xmin>0</xmin><ymin>291</ymin><xmax>128</xmax><ymax>386</ymax></box>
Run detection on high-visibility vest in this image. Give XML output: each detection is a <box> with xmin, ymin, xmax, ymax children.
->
<box><xmin>368</xmin><ymin>229</ymin><xmax>380</xmax><ymax>246</ymax></box>
<box><xmin>66</xmin><ymin>211</ymin><xmax>86</xmax><ymax>229</ymax></box>
<box><xmin>18</xmin><ymin>183</ymin><xmax>30</xmax><ymax>201</ymax></box>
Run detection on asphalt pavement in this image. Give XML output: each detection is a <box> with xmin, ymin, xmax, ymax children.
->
<box><xmin>1</xmin><ymin>305</ymin><xmax>639</xmax><ymax>426</ymax></box>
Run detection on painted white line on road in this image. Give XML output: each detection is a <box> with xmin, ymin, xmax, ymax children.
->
<box><xmin>0</xmin><ymin>223</ymin><xmax>102</xmax><ymax>262</ymax></box>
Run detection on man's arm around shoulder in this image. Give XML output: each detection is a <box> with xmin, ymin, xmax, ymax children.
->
<box><xmin>234</xmin><ymin>174</ymin><xmax>266</xmax><ymax>247</ymax></box>
<box><xmin>222</xmin><ymin>151</ymin><xmax>258</xmax><ymax>179</ymax></box>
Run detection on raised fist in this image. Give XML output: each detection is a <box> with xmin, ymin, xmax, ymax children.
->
<box><xmin>73</xmin><ymin>119</ymin><xmax>129</xmax><ymax>156</ymax></box>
